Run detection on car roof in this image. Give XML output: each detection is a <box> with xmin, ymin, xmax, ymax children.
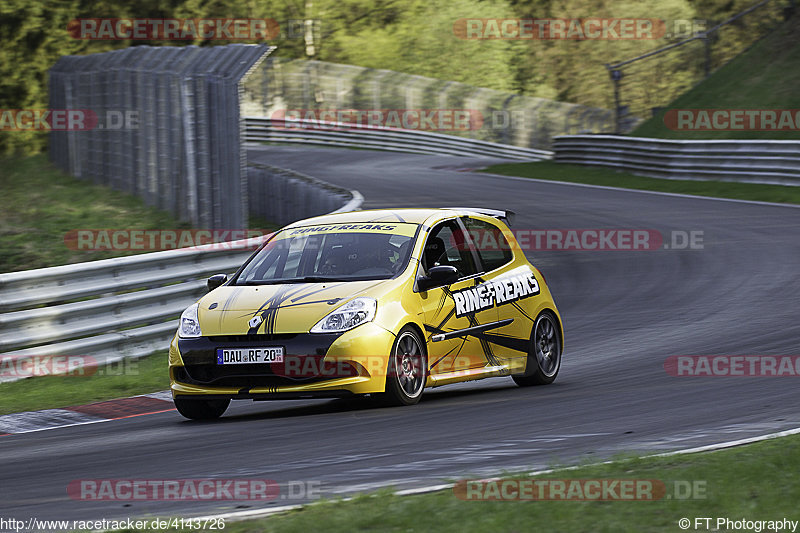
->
<box><xmin>282</xmin><ymin>208</ymin><xmax>499</xmax><ymax>229</ymax></box>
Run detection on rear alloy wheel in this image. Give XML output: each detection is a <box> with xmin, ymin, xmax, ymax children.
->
<box><xmin>513</xmin><ymin>311</ymin><xmax>561</xmax><ymax>386</ymax></box>
<box><xmin>379</xmin><ymin>327</ymin><xmax>427</xmax><ymax>406</ymax></box>
<box><xmin>174</xmin><ymin>398</ymin><xmax>230</xmax><ymax>420</ymax></box>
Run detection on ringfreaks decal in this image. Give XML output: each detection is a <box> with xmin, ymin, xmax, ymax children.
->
<box><xmin>289</xmin><ymin>224</ymin><xmax>397</xmax><ymax>235</ymax></box>
<box><xmin>453</xmin><ymin>272</ymin><xmax>540</xmax><ymax>317</ymax></box>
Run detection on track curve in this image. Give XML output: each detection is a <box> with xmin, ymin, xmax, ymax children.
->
<box><xmin>2</xmin><ymin>146</ymin><xmax>799</xmax><ymax>523</ymax></box>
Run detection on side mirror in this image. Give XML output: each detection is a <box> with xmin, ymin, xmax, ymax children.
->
<box><xmin>207</xmin><ymin>274</ymin><xmax>228</xmax><ymax>292</ymax></box>
<box><xmin>417</xmin><ymin>265</ymin><xmax>459</xmax><ymax>291</ymax></box>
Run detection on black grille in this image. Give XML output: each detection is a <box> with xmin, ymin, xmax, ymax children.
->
<box><xmin>208</xmin><ymin>334</ymin><xmax>297</xmax><ymax>343</ymax></box>
<box><xmin>175</xmin><ymin>365</ymin><xmax>337</xmax><ymax>388</ymax></box>
<box><xmin>174</xmin><ymin>333</ymin><xmax>348</xmax><ymax>389</ymax></box>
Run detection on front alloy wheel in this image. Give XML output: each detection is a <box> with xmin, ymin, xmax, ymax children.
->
<box><xmin>379</xmin><ymin>327</ymin><xmax>427</xmax><ymax>406</ymax></box>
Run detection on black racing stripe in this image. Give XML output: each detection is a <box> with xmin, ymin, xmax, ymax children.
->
<box><xmin>278</xmin><ymin>298</ymin><xmax>344</xmax><ymax>309</ymax></box>
<box><xmin>510</xmin><ymin>301</ymin><xmax>535</xmax><ymax>322</ymax></box>
<box><xmin>248</xmin><ymin>285</ymin><xmax>300</xmax><ymax>334</ymax></box>
<box><xmin>424</xmin><ymin>323</ymin><xmax>446</xmax><ymax>335</ymax></box>
<box><xmin>454</xmin><ymin>336</ymin><xmax>468</xmax><ymax>358</ymax></box>
<box><xmin>465</xmin><ymin>312</ymin><xmax>498</xmax><ymax>365</ymax></box>
<box><xmin>478</xmin><ymin>332</ymin><xmax>531</xmax><ymax>354</ymax></box>
<box><xmin>430</xmin><ymin>343</ymin><xmax>461</xmax><ymax>369</ymax></box>
<box><xmin>436</xmin><ymin>306</ymin><xmax>456</xmax><ymax>329</ymax></box>
<box><xmin>245</xmin><ymin>283</ymin><xmax>351</xmax><ymax>335</ymax></box>
<box><xmin>435</xmin><ymin>286</ymin><xmax>452</xmax><ymax>318</ymax></box>
<box><xmin>431</xmin><ymin>319</ymin><xmax>513</xmax><ymax>341</ymax></box>
<box><xmin>289</xmin><ymin>282</ymin><xmax>347</xmax><ymax>303</ymax></box>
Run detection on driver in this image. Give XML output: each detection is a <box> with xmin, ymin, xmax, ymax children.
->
<box><xmin>355</xmin><ymin>233</ymin><xmax>396</xmax><ymax>273</ymax></box>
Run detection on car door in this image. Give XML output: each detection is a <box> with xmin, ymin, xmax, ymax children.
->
<box><xmin>462</xmin><ymin>216</ymin><xmax>535</xmax><ymax>373</ymax></box>
<box><xmin>416</xmin><ymin>218</ymin><xmax>501</xmax><ymax>375</ymax></box>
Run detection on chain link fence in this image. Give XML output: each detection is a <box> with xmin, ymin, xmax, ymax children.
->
<box><xmin>49</xmin><ymin>44</ymin><xmax>274</xmax><ymax>229</ymax></box>
<box><xmin>242</xmin><ymin>59</ymin><xmax>623</xmax><ymax>150</ymax></box>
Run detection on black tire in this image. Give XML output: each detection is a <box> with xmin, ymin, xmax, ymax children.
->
<box><xmin>378</xmin><ymin>326</ymin><xmax>427</xmax><ymax>406</ymax></box>
<box><xmin>513</xmin><ymin>311</ymin><xmax>561</xmax><ymax>386</ymax></box>
<box><xmin>174</xmin><ymin>398</ymin><xmax>230</xmax><ymax>420</ymax></box>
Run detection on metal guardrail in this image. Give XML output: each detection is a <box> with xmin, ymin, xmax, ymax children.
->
<box><xmin>0</xmin><ymin>169</ymin><xmax>362</xmax><ymax>383</ymax></box>
<box><xmin>0</xmin><ymin>240</ymin><xmax>260</xmax><ymax>383</ymax></box>
<box><xmin>244</xmin><ymin>118</ymin><xmax>554</xmax><ymax>161</ymax></box>
<box><xmin>554</xmin><ymin>135</ymin><xmax>800</xmax><ymax>186</ymax></box>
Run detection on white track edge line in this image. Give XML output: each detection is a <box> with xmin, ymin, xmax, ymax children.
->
<box><xmin>1</xmin><ymin>393</ymin><xmax>175</xmax><ymax>435</ymax></box>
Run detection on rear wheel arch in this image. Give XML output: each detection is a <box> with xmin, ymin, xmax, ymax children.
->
<box><xmin>541</xmin><ymin>308</ymin><xmax>564</xmax><ymax>351</ymax></box>
<box><xmin>513</xmin><ymin>309</ymin><xmax>562</xmax><ymax>386</ymax></box>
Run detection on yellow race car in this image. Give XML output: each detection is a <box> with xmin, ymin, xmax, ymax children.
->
<box><xmin>170</xmin><ymin>208</ymin><xmax>564</xmax><ymax>419</ymax></box>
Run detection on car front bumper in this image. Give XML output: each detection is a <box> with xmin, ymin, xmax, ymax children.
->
<box><xmin>169</xmin><ymin>322</ymin><xmax>398</xmax><ymax>399</ymax></box>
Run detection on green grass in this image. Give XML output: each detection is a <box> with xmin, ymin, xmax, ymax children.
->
<box><xmin>483</xmin><ymin>161</ymin><xmax>800</xmax><ymax>204</ymax></box>
<box><xmin>0</xmin><ymin>155</ymin><xmax>278</xmax><ymax>273</ymax></box>
<box><xmin>120</xmin><ymin>433</ymin><xmax>799</xmax><ymax>533</ymax></box>
<box><xmin>632</xmin><ymin>20</ymin><xmax>800</xmax><ymax>140</ymax></box>
<box><xmin>0</xmin><ymin>155</ymin><xmax>191</xmax><ymax>272</ymax></box>
<box><xmin>0</xmin><ymin>351</ymin><xmax>169</xmax><ymax>416</ymax></box>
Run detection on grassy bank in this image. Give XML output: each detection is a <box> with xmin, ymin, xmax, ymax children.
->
<box><xmin>0</xmin><ymin>351</ymin><xmax>169</xmax><ymax>416</ymax></box>
<box><xmin>483</xmin><ymin>161</ymin><xmax>800</xmax><ymax>205</ymax></box>
<box><xmin>632</xmin><ymin>20</ymin><xmax>800</xmax><ymax>140</ymax></box>
<box><xmin>0</xmin><ymin>155</ymin><xmax>189</xmax><ymax>272</ymax></box>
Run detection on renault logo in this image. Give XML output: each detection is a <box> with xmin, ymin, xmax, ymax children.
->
<box><xmin>248</xmin><ymin>315</ymin><xmax>263</xmax><ymax>328</ymax></box>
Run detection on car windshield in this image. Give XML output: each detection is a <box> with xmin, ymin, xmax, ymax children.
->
<box><xmin>234</xmin><ymin>222</ymin><xmax>419</xmax><ymax>284</ymax></box>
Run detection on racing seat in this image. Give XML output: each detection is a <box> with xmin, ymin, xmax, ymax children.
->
<box><xmin>319</xmin><ymin>245</ymin><xmax>353</xmax><ymax>275</ymax></box>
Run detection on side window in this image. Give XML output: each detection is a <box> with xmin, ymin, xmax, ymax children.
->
<box><xmin>463</xmin><ymin>217</ymin><xmax>513</xmax><ymax>273</ymax></box>
<box><xmin>421</xmin><ymin>221</ymin><xmax>477</xmax><ymax>278</ymax></box>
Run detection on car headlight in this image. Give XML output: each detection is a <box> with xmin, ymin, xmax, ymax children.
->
<box><xmin>310</xmin><ymin>297</ymin><xmax>377</xmax><ymax>333</ymax></box>
<box><xmin>178</xmin><ymin>303</ymin><xmax>202</xmax><ymax>338</ymax></box>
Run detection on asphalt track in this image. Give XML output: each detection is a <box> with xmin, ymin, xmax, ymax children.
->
<box><xmin>2</xmin><ymin>145</ymin><xmax>799</xmax><ymax>525</ymax></box>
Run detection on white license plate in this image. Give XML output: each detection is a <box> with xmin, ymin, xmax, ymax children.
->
<box><xmin>216</xmin><ymin>347</ymin><xmax>284</xmax><ymax>365</ymax></box>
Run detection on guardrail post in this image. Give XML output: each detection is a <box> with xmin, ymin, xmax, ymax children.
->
<box><xmin>606</xmin><ymin>67</ymin><xmax>623</xmax><ymax>135</ymax></box>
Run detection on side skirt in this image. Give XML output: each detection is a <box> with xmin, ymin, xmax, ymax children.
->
<box><xmin>427</xmin><ymin>365</ymin><xmax>511</xmax><ymax>387</ymax></box>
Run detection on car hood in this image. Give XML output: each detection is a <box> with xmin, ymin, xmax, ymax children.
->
<box><xmin>196</xmin><ymin>280</ymin><xmax>384</xmax><ymax>335</ymax></box>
